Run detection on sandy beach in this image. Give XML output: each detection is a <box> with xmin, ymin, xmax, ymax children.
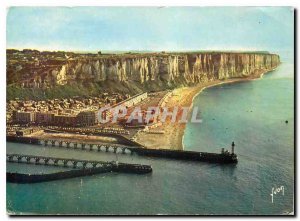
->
<box><xmin>135</xmin><ymin>68</ymin><xmax>276</xmax><ymax>150</ymax></box>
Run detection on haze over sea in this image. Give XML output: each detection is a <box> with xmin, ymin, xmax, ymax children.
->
<box><xmin>7</xmin><ymin>60</ymin><xmax>294</xmax><ymax>215</ymax></box>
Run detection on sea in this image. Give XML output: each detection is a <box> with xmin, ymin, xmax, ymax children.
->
<box><xmin>6</xmin><ymin>62</ymin><xmax>294</xmax><ymax>215</ymax></box>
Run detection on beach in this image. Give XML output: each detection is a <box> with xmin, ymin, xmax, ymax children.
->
<box><xmin>135</xmin><ymin>68</ymin><xmax>277</xmax><ymax>150</ymax></box>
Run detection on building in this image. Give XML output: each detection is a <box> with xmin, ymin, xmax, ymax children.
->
<box><xmin>35</xmin><ymin>112</ymin><xmax>55</xmax><ymax>125</ymax></box>
<box><xmin>101</xmin><ymin>92</ymin><xmax>148</xmax><ymax>123</ymax></box>
<box><xmin>53</xmin><ymin>115</ymin><xmax>77</xmax><ymax>127</ymax></box>
<box><xmin>76</xmin><ymin>111</ymin><xmax>96</xmax><ymax>126</ymax></box>
<box><xmin>120</xmin><ymin>92</ymin><xmax>148</xmax><ymax>108</ymax></box>
<box><xmin>14</xmin><ymin>111</ymin><xmax>35</xmax><ymax>124</ymax></box>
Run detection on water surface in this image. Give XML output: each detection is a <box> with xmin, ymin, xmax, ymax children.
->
<box><xmin>7</xmin><ymin>63</ymin><xmax>294</xmax><ymax>215</ymax></box>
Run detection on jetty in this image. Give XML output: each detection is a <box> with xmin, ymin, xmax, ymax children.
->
<box><xmin>6</xmin><ymin>154</ymin><xmax>152</xmax><ymax>183</ymax></box>
<box><xmin>7</xmin><ymin>136</ymin><xmax>238</xmax><ymax>164</ymax></box>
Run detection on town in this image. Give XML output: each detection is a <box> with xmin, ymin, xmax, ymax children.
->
<box><xmin>6</xmin><ymin>90</ymin><xmax>171</xmax><ymax>139</ymax></box>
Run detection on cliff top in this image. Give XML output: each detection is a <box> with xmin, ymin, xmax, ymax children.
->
<box><xmin>7</xmin><ymin>49</ymin><xmax>276</xmax><ymax>58</ymax></box>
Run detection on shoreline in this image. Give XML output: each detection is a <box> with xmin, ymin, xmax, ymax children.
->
<box><xmin>181</xmin><ymin>67</ymin><xmax>278</xmax><ymax>149</ymax></box>
<box><xmin>135</xmin><ymin>66</ymin><xmax>279</xmax><ymax>150</ymax></box>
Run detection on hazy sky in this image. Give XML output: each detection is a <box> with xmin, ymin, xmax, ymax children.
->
<box><xmin>7</xmin><ymin>7</ymin><xmax>294</xmax><ymax>54</ymax></box>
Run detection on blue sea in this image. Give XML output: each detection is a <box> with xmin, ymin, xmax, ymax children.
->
<box><xmin>6</xmin><ymin>63</ymin><xmax>294</xmax><ymax>215</ymax></box>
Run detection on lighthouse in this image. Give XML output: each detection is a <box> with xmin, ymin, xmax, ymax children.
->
<box><xmin>231</xmin><ymin>141</ymin><xmax>235</xmax><ymax>154</ymax></box>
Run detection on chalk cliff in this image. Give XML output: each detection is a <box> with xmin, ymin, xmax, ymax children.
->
<box><xmin>7</xmin><ymin>52</ymin><xmax>280</xmax><ymax>97</ymax></box>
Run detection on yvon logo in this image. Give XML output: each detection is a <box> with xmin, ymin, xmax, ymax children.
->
<box><xmin>270</xmin><ymin>186</ymin><xmax>285</xmax><ymax>203</ymax></box>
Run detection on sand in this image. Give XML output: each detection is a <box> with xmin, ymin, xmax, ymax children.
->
<box><xmin>135</xmin><ymin>68</ymin><xmax>275</xmax><ymax>150</ymax></box>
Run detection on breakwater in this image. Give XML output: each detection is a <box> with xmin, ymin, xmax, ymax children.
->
<box><xmin>7</xmin><ymin>168</ymin><xmax>110</xmax><ymax>183</ymax></box>
<box><xmin>131</xmin><ymin>148</ymin><xmax>238</xmax><ymax>163</ymax></box>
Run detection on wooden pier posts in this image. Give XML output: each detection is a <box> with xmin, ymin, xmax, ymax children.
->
<box><xmin>89</xmin><ymin>144</ymin><xmax>93</xmax><ymax>151</ymax></box>
<box><xmin>36</xmin><ymin>140</ymin><xmax>134</xmax><ymax>157</ymax></box>
<box><xmin>54</xmin><ymin>159</ymin><xmax>59</xmax><ymax>166</ymax></box>
<box><xmin>63</xmin><ymin>160</ymin><xmax>68</xmax><ymax>167</ymax></box>
<box><xmin>44</xmin><ymin>158</ymin><xmax>50</xmax><ymax>165</ymax></box>
<box><xmin>73</xmin><ymin>161</ymin><xmax>78</xmax><ymax>168</ymax></box>
<box><xmin>35</xmin><ymin>158</ymin><xmax>40</xmax><ymax>165</ymax></box>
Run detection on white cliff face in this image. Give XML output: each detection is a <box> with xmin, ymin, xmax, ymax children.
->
<box><xmin>23</xmin><ymin>53</ymin><xmax>280</xmax><ymax>90</ymax></box>
<box><xmin>56</xmin><ymin>65</ymin><xmax>67</xmax><ymax>85</ymax></box>
<box><xmin>168</xmin><ymin>56</ymin><xmax>179</xmax><ymax>81</ymax></box>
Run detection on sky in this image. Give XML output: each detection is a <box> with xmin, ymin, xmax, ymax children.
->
<box><xmin>6</xmin><ymin>7</ymin><xmax>294</xmax><ymax>56</ymax></box>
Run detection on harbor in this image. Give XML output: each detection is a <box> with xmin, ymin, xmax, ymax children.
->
<box><xmin>6</xmin><ymin>63</ymin><xmax>294</xmax><ymax>214</ymax></box>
